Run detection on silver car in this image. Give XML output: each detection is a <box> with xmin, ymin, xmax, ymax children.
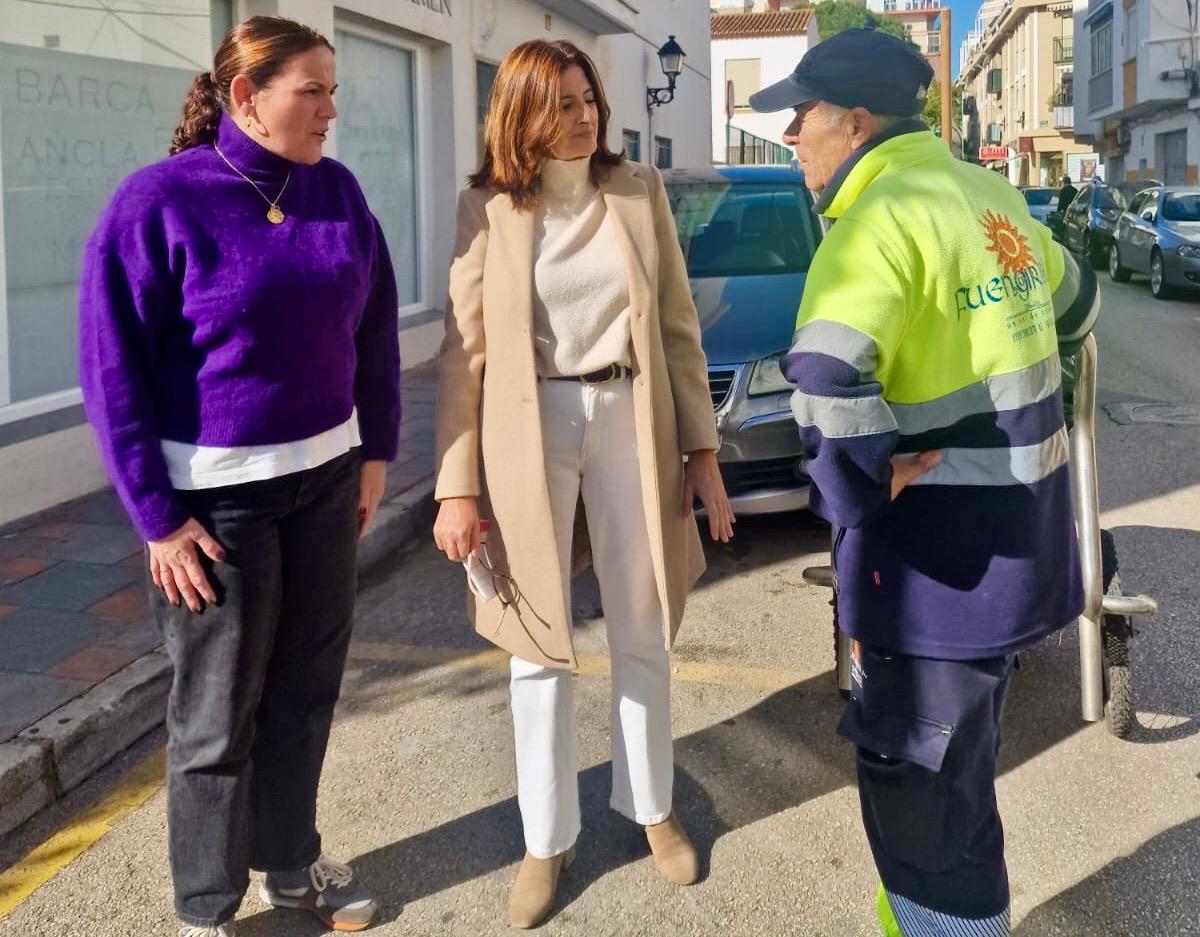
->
<box><xmin>662</xmin><ymin>165</ymin><xmax>822</xmax><ymax>515</ymax></box>
<box><xmin>1021</xmin><ymin>186</ymin><xmax>1059</xmax><ymax>226</ymax></box>
<box><xmin>1109</xmin><ymin>186</ymin><xmax>1200</xmax><ymax>299</ymax></box>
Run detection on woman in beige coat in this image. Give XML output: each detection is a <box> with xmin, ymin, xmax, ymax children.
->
<box><xmin>433</xmin><ymin>39</ymin><xmax>734</xmax><ymax>928</ymax></box>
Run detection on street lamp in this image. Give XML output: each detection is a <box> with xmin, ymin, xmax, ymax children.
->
<box><xmin>647</xmin><ymin>35</ymin><xmax>686</xmax><ymax>112</ymax></box>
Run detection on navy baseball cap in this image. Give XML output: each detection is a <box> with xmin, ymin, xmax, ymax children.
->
<box><xmin>749</xmin><ymin>27</ymin><xmax>934</xmax><ymax>116</ymax></box>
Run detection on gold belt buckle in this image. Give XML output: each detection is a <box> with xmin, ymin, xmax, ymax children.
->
<box><xmin>580</xmin><ymin>363</ymin><xmax>620</xmax><ymax>386</ymax></box>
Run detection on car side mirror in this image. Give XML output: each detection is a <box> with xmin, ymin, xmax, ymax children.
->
<box><xmin>1141</xmin><ymin>210</ymin><xmax>1155</xmax><ymax>222</ymax></box>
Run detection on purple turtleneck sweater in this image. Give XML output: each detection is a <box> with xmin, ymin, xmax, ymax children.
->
<box><xmin>79</xmin><ymin>115</ymin><xmax>401</xmax><ymax>541</ymax></box>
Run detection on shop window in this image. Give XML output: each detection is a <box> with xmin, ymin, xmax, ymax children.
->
<box><xmin>335</xmin><ymin>30</ymin><xmax>420</xmax><ymax>309</ymax></box>
<box><xmin>623</xmin><ymin>129</ymin><xmax>641</xmax><ymax>162</ymax></box>
<box><xmin>655</xmin><ymin>136</ymin><xmax>673</xmax><ymax>170</ymax></box>
<box><xmin>0</xmin><ymin>1</ymin><xmax>233</xmax><ymax>409</ymax></box>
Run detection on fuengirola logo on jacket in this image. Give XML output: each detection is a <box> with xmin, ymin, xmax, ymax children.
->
<box><xmin>954</xmin><ymin>211</ymin><xmax>1052</xmax><ymax>345</ymax></box>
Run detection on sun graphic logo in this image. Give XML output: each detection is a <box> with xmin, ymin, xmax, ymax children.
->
<box><xmin>980</xmin><ymin>210</ymin><xmax>1036</xmax><ymax>275</ymax></box>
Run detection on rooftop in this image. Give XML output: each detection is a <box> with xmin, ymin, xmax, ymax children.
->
<box><xmin>710</xmin><ymin>9</ymin><xmax>815</xmax><ymax>39</ymax></box>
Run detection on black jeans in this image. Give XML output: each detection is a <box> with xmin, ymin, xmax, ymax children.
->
<box><xmin>838</xmin><ymin>648</ymin><xmax>1016</xmax><ymax>921</ymax></box>
<box><xmin>152</xmin><ymin>450</ymin><xmax>361</xmax><ymax>927</ymax></box>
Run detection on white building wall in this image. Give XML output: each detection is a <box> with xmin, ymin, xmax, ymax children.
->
<box><xmin>710</xmin><ymin>32</ymin><xmax>813</xmax><ymax>163</ymax></box>
<box><xmin>0</xmin><ymin>0</ymin><xmax>712</xmax><ymax>526</ymax></box>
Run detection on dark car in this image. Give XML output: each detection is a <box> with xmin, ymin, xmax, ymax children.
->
<box><xmin>662</xmin><ymin>165</ymin><xmax>822</xmax><ymax>514</ymax></box>
<box><xmin>1062</xmin><ymin>181</ymin><xmax>1129</xmax><ymax>267</ymax></box>
<box><xmin>1109</xmin><ymin>186</ymin><xmax>1200</xmax><ymax>299</ymax></box>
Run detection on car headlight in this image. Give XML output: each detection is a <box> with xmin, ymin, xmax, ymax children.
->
<box><xmin>1177</xmin><ymin>245</ymin><xmax>1200</xmax><ymax>259</ymax></box>
<box><xmin>748</xmin><ymin>352</ymin><xmax>793</xmax><ymax>396</ymax></box>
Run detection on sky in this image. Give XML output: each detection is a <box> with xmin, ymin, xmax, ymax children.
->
<box><xmin>946</xmin><ymin>0</ymin><xmax>983</xmax><ymax>78</ymax></box>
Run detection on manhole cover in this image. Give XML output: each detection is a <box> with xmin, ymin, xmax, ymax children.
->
<box><xmin>1105</xmin><ymin>402</ymin><xmax>1200</xmax><ymax>426</ymax></box>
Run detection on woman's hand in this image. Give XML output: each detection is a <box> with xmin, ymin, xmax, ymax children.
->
<box><xmin>434</xmin><ymin>496</ymin><xmax>480</xmax><ymax>562</ymax></box>
<box><xmin>683</xmin><ymin>450</ymin><xmax>735</xmax><ymax>543</ymax></box>
<box><xmin>148</xmin><ymin>519</ymin><xmax>225</xmax><ymax>613</ymax></box>
<box><xmin>359</xmin><ymin>459</ymin><xmax>387</xmax><ymax>538</ymax></box>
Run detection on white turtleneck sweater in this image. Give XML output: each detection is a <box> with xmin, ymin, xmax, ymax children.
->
<box><xmin>532</xmin><ymin>157</ymin><xmax>633</xmax><ymax>378</ymax></box>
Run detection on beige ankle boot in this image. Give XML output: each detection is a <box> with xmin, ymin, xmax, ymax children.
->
<box><xmin>645</xmin><ymin>812</ymin><xmax>699</xmax><ymax>886</ymax></box>
<box><xmin>507</xmin><ymin>846</ymin><xmax>576</xmax><ymax>929</ymax></box>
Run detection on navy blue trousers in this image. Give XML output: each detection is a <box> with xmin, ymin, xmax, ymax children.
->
<box><xmin>838</xmin><ymin>647</ymin><xmax>1016</xmax><ymax>921</ymax></box>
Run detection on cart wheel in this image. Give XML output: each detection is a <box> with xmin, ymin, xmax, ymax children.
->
<box><xmin>1101</xmin><ymin>530</ymin><xmax>1135</xmax><ymax>739</ymax></box>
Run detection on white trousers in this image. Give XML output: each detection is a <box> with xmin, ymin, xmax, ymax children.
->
<box><xmin>511</xmin><ymin>378</ymin><xmax>674</xmax><ymax>859</ymax></box>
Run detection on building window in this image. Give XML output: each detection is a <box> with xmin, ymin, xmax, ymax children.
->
<box><xmin>927</xmin><ymin>33</ymin><xmax>941</xmax><ymax>54</ymax></box>
<box><xmin>0</xmin><ymin>0</ymin><xmax>233</xmax><ymax>412</ymax></box>
<box><xmin>336</xmin><ymin>31</ymin><xmax>421</xmax><ymax>310</ymax></box>
<box><xmin>987</xmin><ymin>68</ymin><xmax>1003</xmax><ymax>94</ymax></box>
<box><xmin>476</xmin><ymin>60</ymin><xmax>498</xmax><ymax>126</ymax></box>
<box><xmin>724</xmin><ymin>58</ymin><xmax>761</xmax><ymax>111</ymax></box>
<box><xmin>1091</xmin><ymin>21</ymin><xmax>1112</xmax><ymax>76</ymax></box>
<box><xmin>883</xmin><ymin>0</ymin><xmax>897</xmax><ymax>10</ymax></box>
<box><xmin>654</xmin><ymin>136</ymin><xmax>673</xmax><ymax>169</ymax></box>
<box><xmin>623</xmin><ymin>129</ymin><xmax>641</xmax><ymax>162</ymax></box>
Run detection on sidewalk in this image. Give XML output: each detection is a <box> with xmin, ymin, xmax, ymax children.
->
<box><xmin>0</xmin><ymin>362</ymin><xmax>437</xmax><ymax>836</ymax></box>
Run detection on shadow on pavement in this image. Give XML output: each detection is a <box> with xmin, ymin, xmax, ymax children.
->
<box><xmin>1013</xmin><ymin>817</ymin><xmax>1200</xmax><ymax>937</ymax></box>
<box><xmin>235</xmin><ymin>647</ymin><xmax>1097</xmax><ymax>934</ymax></box>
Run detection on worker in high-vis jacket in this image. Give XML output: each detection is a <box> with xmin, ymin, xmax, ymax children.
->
<box><xmin>750</xmin><ymin>28</ymin><xmax>1099</xmax><ymax>937</ymax></box>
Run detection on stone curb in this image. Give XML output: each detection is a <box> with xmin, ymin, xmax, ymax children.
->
<box><xmin>0</xmin><ymin>479</ymin><xmax>436</xmax><ymax>838</ymax></box>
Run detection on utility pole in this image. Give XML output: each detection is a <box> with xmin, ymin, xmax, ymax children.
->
<box><xmin>940</xmin><ymin>7</ymin><xmax>953</xmax><ymax>153</ymax></box>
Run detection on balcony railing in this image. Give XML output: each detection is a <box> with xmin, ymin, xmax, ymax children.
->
<box><xmin>1054</xmin><ymin>37</ymin><xmax>1073</xmax><ymax>64</ymax></box>
<box><xmin>1088</xmin><ymin>69</ymin><xmax>1114</xmax><ymax>112</ymax></box>
<box><xmin>725</xmin><ymin>126</ymin><xmax>792</xmax><ymax>166</ymax></box>
<box><xmin>1054</xmin><ymin>105</ymin><xmax>1075</xmax><ymax>128</ymax></box>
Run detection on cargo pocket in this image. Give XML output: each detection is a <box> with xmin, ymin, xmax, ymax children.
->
<box><xmin>840</xmin><ymin>705</ymin><xmax>965</xmax><ymax>873</ymax></box>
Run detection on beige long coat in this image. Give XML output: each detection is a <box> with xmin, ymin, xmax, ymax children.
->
<box><xmin>434</xmin><ymin>160</ymin><xmax>719</xmax><ymax>670</ymax></box>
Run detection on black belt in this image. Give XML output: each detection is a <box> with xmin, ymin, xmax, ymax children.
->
<box><xmin>546</xmin><ymin>364</ymin><xmax>631</xmax><ymax>385</ymax></box>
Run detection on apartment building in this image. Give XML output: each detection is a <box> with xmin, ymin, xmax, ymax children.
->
<box><xmin>958</xmin><ymin>0</ymin><xmax>1094</xmax><ymax>185</ymax></box>
<box><xmin>1073</xmin><ymin>0</ymin><xmax>1199</xmax><ymax>187</ymax></box>
<box><xmin>960</xmin><ymin>0</ymin><xmax>1008</xmax><ymax>73</ymax></box>
<box><xmin>710</xmin><ymin>0</ymin><xmax>944</xmax><ymax>74</ymax></box>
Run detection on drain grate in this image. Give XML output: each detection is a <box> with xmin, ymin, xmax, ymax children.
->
<box><xmin>1104</xmin><ymin>402</ymin><xmax>1200</xmax><ymax>426</ymax></box>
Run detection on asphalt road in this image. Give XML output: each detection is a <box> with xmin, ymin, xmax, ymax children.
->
<box><xmin>2</xmin><ymin>276</ymin><xmax>1198</xmax><ymax>937</ymax></box>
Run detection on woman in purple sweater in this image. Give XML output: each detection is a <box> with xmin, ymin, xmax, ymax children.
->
<box><xmin>78</xmin><ymin>17</ymin><xmax>398</xmax><ymax>937</ymax></box>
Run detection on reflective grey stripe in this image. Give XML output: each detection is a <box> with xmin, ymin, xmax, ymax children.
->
<box><xmin>791</xmin><ymin>389</ymin><xmax>897</xmax><ymax>439</ymax></box>
<box><xmin>890</xmin><ymin>357</ymin><xmax>1061</xmax><ymax>437</ymax></box>
<box><xmin>888</xmin><ymin>891</ymin><xmax>1011</xmax><ymax>937</ymax></box>
<box><xmin>1051</xmin><ymin>247</ymin><xmax>1082</xmax><ymax>318</ymax></box>
<box><xmin>789</xmin><ymin>320</ymin><xmax>879</xmax><ymax>376</ymax></box>
<box><xmin>908</xmin><ymin>427</ymin><xmax>1068</xmax><ymax>487</ymax></box>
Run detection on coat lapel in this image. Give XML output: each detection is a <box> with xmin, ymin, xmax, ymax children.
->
<box><xmin>484</xmin><ymin>192</ymin><xmax>536</xmax><ymax>332</ymax></box>
<box><xmin>600</xmin><ymin>163</ymin><xmax>655</xmax><ymax>350</ymax></box>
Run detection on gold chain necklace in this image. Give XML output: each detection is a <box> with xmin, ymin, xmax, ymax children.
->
<box><xmin>213</xmin><ymin>143</ymin><xmax>291</xmax><ymax>224</ymax></box>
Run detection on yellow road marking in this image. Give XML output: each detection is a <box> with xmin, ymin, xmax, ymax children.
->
<box><xmin>0</xmin><ymin>748</ymin><xmax>166</xmax><ymax>918</ymax></box>
<box><xmin>0</xmin><ymin>643</ymin><xmax>799</xmax><ymax>917</ymax></box>
<box><xmin>347</xmin><ymin>642</ymin><xmax>801</xmax><ymax>691</ymax></box>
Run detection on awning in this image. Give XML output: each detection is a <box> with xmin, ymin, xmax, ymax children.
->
<box><xmin>1084</xmin><ymin>1</ymin><xmax>1113</xmax><ymax>28</ymax></box>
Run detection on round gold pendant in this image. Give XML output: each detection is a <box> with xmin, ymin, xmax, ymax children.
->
<box><xmin>266</xmin><ymin>204</ymin><xmax>285</xmax><ymax>224</ymax></box>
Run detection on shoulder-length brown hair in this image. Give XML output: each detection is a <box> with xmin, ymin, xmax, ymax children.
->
<box><xmin>469</xmin><ymin>40</ymin><xmax>624</xmax><ymax>209</ymax></box>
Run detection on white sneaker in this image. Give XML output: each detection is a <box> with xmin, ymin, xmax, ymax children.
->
<box><xmin>260</xmin><ymin>854</ymin><xmax>377</xmax><ymax>932</ymax></box>
<box><xmin>179</xmin><ymin>924</ymin><xmax>235</xmax><ymax>937</ymax></box>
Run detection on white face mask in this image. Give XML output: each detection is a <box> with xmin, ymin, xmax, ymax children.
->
<box><xmin>463</xmin><ymin>551</ymin><xmax>500</xmax><ymax>603</ymax></box>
